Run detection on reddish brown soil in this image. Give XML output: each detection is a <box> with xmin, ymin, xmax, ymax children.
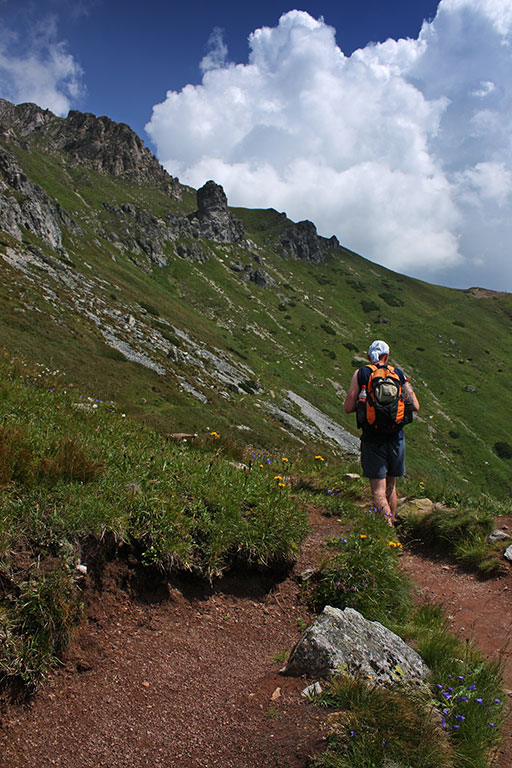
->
<box><xmin>401</xmin><ymin>530</ymin><xmax>512</xmax><ymax>767</ymax></box>
<box><xmin>1</xmin><ymin>509</ymin><xmax>511</xmax><ymax>767</ymax></box>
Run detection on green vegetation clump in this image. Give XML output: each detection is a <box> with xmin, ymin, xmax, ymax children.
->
<box><xmin>360</xmin><ymin>298</ymin><xmax>380</xmax><ymax>313</ymax></box>
<box><xmin>313</xmin><ymin>675</ymin><xmax>455</xmax><ymax>768</ymax></box>
<box><xmin>379</xmin><ymin>291</ymin><xmax>404</xmax><ymax>307</ymax></box>
<box><xmin>493</xmin><ymin>441</ymin><xmax>512</xmax><ymax>460</ymax></box>
<box><xmin>397</xmin><ymin>502</ymin><xmax>502</xmax><ymax>575</ymax></box>
<box><xmin>304</xmin><ymin>512</ymin><xmax>410</xmax><ymax>624</ymax></box>
<box><xmin>0</xmin><ymin>355</ymin><xmax>308</xmax><ymax>687</ymax></box>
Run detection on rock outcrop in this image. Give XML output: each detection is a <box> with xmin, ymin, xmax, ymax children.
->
<box><xmin>280</xmin><ymin>219</ymin><xmax>339</xmax><ymax>263</ymax></box>
<box><xmin>282</xmin><ymin>606</ymin><xmax>430</xmax><ymax>684</ymax></box>
<box><xmin>188</xmin><ymin>181</ymin><xmax>244</xmax><ymax>243</ymax></box>
<box><xmin>0</xmin><ymin>145</ymin><xmax>79</xmax><ymax>252</ymax></box>
<box><xmin>0</xmin><ymin>99</ymin><xmax>181</xmax><ymax>199</ymax></box>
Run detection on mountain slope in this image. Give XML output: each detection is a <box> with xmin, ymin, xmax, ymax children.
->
<box><xmin>0</xmin><ymin>98</ymin><xmax>510</xmax><ymax>500</ymax></box>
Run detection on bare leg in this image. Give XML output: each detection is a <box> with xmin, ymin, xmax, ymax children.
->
<box><xmin>369</xmin><ymin>478</ymin><xmax>393</xmax><ymax>526</ymax></box>
<box><xmin>386</xmin><ymin>476</ymin><xmax>398</xmax><ymax>525</ymax></box>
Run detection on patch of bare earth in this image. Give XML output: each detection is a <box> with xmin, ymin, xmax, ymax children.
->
<box><xmin>0</xmin><ymin>508</ymin><xmax>338</xmax><ymax>768</ymax></box>
<box><xmin>1</xmin><ymin>507</ymin><xmax>512</xmax><ymax>767</ymax></box>
<box><xmin>401</xmin><ymin>520</ymin><xmax>512</xmax><ymax>766</ymax></box>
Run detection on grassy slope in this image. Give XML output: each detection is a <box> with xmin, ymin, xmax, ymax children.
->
<box><xmin>1</xmin><ymin>140</ymin><xmax>511</xmax><ymax>503</ymax></box>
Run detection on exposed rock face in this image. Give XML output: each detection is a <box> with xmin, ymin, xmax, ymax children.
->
<box><xmin>0</xmin><ymin>145</ymin><xmax>78</xmax><ymax>251</ymax></box>
<box><xmin>283</xmin><ymin>606</ymin><xmax>430</xmax><ymax>684</ymax></box>
<box><xmin>188</xmin><ymin>181</ymin><xmax>244</xmax><ymax>243</ymax></box>
<box><xmin>0</xmin><ymin>99</ymin><xmax>181</xmax><ymax>199</ymax></box>
<box><xmin>280</xmin><ymin>219</ymin><xmax>339</xmax><ymax>263</ymax></box>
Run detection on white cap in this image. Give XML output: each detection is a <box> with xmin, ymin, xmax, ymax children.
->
<box><xmin>368</xmin><ymin>340</ymin><xmax>389</xmax><ymax>363</ymax></box>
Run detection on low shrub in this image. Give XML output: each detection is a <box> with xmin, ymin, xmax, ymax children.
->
<box><xmin>360</xmin><ymin>298</ymin><xmax>380</xmax><ymax>313</ymax></box>
<box><xmin>39</xmin><ymin>437</ymin><xmax>104</xmax><ymax>483</ymax></box>
<box><xmin>379</xmin><ymin>291</ymin><xmax>404</xmax><ymax>307</ymax></box>
<box><xmin>313</xmin><ymin>674</ymin><xmax>454</xmax><ymax>768</ymax></box>
<box><xmin>304</xmin><ymin>512</ymin><xmax>411</xmax><ymax>624</ymax></box>
<box><xmin>494</xmin><ymin>441</ymin><xmax>512</xmax><ymax>460</ymax></box>
<box><xmin>0</xmin><ymin>424</ymin><xmax>35</xmax><ymax>486</ymax></box>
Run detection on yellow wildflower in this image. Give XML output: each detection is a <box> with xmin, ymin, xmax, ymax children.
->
<box><xmin>282</xmin><ymin>457</ymin><xmax>289</xmax><ymax>462</ymax></box>
<box><xmin>314</xmin><ymin>455</ymin><xmax>325</xmax><ymax>461</ymax></box>
<box><xmin>360</xmin><ymin>534</ymin><xmax>367</xmax><ymax>539</ymax></box>
<box><xmin>278</xmin><ymin>482</ymin><xmax>286</xmax><ymax>488</ymax></box>
<box><xmin>274</xmin><ymin>475</ymin><xmax>283</xmax><ymax>480</ymax></box>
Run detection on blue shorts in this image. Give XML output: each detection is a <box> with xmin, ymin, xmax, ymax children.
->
<box><xmin>361</xmin><ymin>437</ymin><xmax>405</xmax><ymax>479</ymax></box>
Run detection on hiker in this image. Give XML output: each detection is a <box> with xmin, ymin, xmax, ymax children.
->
<box><xmin>344</xmin><ymin>340</ymin><xmax>419</xmax><ymax>526</ymax></box>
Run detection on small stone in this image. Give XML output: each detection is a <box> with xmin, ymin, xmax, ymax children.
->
<box><xmin>271</xmin><ymin>687</ymin><xmax>281</xmax><ymax>701</ymax></box>
<box><xmin>488</xmin><ymin>530</ymin><xmax>510</xmax><ymax>543</ymax></box>
<box><xmin>301</xmin><ymin>682</ymin><xmax>322</xmax><ymax>698</ymax></box>
<box><xmin>76</xmin><ymin>564</ymin><xmax>87</xmax><ymax>575</ymax></box>
<box><xmin>342</xmin><ymin>473</ymin><xmax>360</xmax><ymax>481</ymax></box>
<box><xmin>299</xmin><ymin>568</ymin><xmax>316</xmax><ymax>583</ymax></box>
<box><xmin>142</xmin><ymin>681</ymin><xmax>150</xmax><ymax>688</ymax></box>
<box><xmin>503</xmin><ymin>545</ymin><xmax>512</xmax><ymax>562</ymax></box>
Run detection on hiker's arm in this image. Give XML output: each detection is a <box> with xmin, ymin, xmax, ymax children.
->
<box><xmin>403</xmin><ymin>381</ymin><xmax>420</xmax><ymax>412</ymax></box>
<box><xmin>344</xmin><ymin>370</ymin><xmax>360</xmax><ymax>413</ymax></box>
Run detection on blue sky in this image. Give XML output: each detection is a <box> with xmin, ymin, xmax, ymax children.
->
<box><xmin>0</xmin><ymin>1</ymin><xmax>440</xmax><ymax>138</ymax></box>
<box><xmin>1</xmin><ymin>0</ymin><xmax>511</xmax><ymax>293</ymax></box>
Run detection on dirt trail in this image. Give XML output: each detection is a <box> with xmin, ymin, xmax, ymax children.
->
<box><xmin>0</xmin><ymin>508</ymin><xmax>335</xmax><ymax>768</ymax></box>
<box><xmin>1</xmin><ymin>509</ymin><xmax>511</xmax><ymax>767</ymax></box>
<box><xmin>401</xmin><ymin>543</ymin><xmax>512</xmax><ymax>766</ymax></box>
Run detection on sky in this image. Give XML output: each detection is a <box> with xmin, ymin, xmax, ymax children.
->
<box><xmin>1</xmin><ymin>1</ymin><xmax>511</xmax><ymax>294</ymax></box>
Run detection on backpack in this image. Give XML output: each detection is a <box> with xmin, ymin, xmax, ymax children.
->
<box><xmin>356</xmin><ymin>363</ymin><xmax>413</xmax><ymax>434</ymax></box>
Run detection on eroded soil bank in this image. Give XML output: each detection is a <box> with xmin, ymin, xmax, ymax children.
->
<box><xmin>1</xmin><ymin>509</ymin><xmax>511</xmax><ymax>767</ymax></box>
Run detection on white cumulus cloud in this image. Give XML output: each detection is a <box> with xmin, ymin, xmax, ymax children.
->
<box><xmin>0</xmin><ymin>17</ymin><xmax>84</xmax><ymax>116</ymax></box>
<box><xmin>147</xmin><ymin>0</ymin><xmax>512</xmax><ymax>292</ymax></box>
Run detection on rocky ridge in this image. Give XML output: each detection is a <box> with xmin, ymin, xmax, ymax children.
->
<box><xmin>0</xmin><ymin>99</ymin><xmax>181</xmax><ymax>197</ymax></box>
<box><xmin>0</xmin><ymin>98</ymin><xmax>362</xmax><ymax>454</ymax></box>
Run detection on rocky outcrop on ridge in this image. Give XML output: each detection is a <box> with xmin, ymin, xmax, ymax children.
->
<box><xmin>187</xmin><ymin>180</ymin><xmax>244</xmax><ymax>243</ymax></box>
<box><xmin>280</xmin><ymin>219</ymin><xmax>340</xmax><ymax>263</ymax></box>
<box><xmin>0</xmin><ymin>99</ymin><xmax>181</xmax><ymax>199</ymax></box>
<box><xmin>100</xmin><ymin>181</ymin><xmax>245</xmax><ymax>267</ymax></box>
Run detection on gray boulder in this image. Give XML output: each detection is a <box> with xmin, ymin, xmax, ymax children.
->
<box><xmin>282</xmin><ymin>606</ymin><xmax>429</xmax><ymax>684</ymax></box>
<box><xmin>188</xmin><ymin>180</ymin><xmax>244</xmax><ymax>243</ymax></box>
